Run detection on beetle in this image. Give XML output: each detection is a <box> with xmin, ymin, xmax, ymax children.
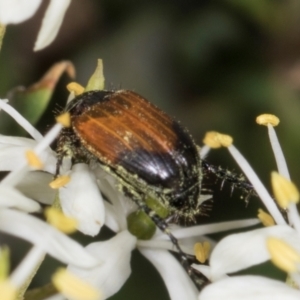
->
<box><xmin>55</xmin><ymin>89</ymin><xmax>255</xmax><ymax>288</ymax></box>
<box><xmin>56</xmin><ymin>89</ymin><xmax>204</xmax><ymax>219</ymax></box>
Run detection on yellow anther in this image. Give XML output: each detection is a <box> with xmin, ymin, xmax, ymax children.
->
<box><xmin>256</xmin><ymin>114</ymin><xmax>280</xmax><ymax>126</ymax></box>
<box><xmin>0</xmin><ymin>280</ymin><xmax>17</xmax><ymax>300</ymax></box>
<box><xmin>25</xmin><ymin>150</ymin><xmax>43</xmax><ymax>169</ymax></box>
<box><xmin>203</xmin><ymin>132</ymin><xmax>222</xmax><ymax>148</ymax></box>
<box><xmin>49</xmin><ymin>176</ymin><xmax>71</xmax><ymax>189</ymax></box>
<box><xmin>45</xmin><ymin>207</ymin><xmax>77</xmax><ymax>234</ymax></box>
<box><xmin>203</xmin><ymin>131</ymin><xmax>233</xmax><ymax>148</ymax></box>
<box><xmin>267</xmin><ymin>237</ymin><xmax>300</xmax><ymax>273</ymax></box>
<box><xmin>271</xmin><ymin>172</ymin><xmax>299</xmax><ymax>209</ymax></box>
<box><xmin>52</xmin><ymin>268</ymin><xmax>101</xmax><ymax>300</ymax></box>
<box><xmin>257</xmin><ymin>209</ymin><xmax>275</xmax><ymax>227</ymax></box>
<box><xmin>56</xmin><ymin>112</ymin><xmax>71</xmax><ymax>127</ymax></box>
<box><xmin>194</xmin><ymin>241</ymin><xmax>210</xmax><ymax>263</ymax></box>
<box><xmin>67</xmin><ymin>82</ymin><xmax>85</xmax><ymax>96</ymax></box>
<box><xmin>217</xmin><ymin>133</ymin><xmax>233</xmax><ymax>147</ymax></box>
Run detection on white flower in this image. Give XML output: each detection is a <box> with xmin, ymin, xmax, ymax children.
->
<box><xmin>0</xmin><ymin>0</ymin><xmax>71</xmax><ymax>50</ymax></box>
<box><xmin>66</xmin><ymin>168</ymin><xmax>199</xmax><ymax>300</ymax></box>
<box><xmin>0</xmin><ymin>208</ymin><xmax>100</xmax><ymax>269</ymax></box>
<box><xmin>67</xmin><ymin>207</ymin><xmax>200</xmax><ymax>300</ymax></box>
<box><xmin>0</xmin><ymin>99</ymin><xmax>106</xmax><ymax>235</ymax></box>
<box><xmin>0</xmin><ymin>96</ymin><xmax>262</xmax><ymax>299</ymax></box>
<box><xmin>0</xmin><ymin>100</ymin><xmax>103</xmax><ymax>298</ymax></box>
<box><xmin>193</xmin><ymin>225</ymin><xmax>299</xmax><ymax>282</ymax></box>
<box><xmin>66</xmin><ymin>166</ymin><xmax>259</xmax><ymax>300</ymax></box>
<box><xmin>196</xmin><ymin>115</ymin><xmax>300</xmax><ymax>298</ymax></box>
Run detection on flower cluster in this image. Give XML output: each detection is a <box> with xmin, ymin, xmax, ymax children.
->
<box><xmin>1</xmin><ymin>1</ymin><xmax>300</xmax><ymax>299</ymax></box>
<box><xmin>193</xmin><ymin>115</ymin><xmax>300</xmax><ymax>300</ymax></box>
<box><xmin>0</xmin><ymin>76</ymin><xmax>261</xmax><ymax>300</ymax></box>
<box><xmin>0</xmin><ymin>100</ymin><xmax>101</xmax><ymax>300</ymax></box>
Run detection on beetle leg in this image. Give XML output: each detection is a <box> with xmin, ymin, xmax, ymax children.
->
<box><xmin>56</xmin><ymin>127</ymin><xmax>73</xmax><ymax>177</ymax></box>
<box><xmin>149</xmin><ymin>209</ymin><xmax>209</xmax><ymax>289</ymax></box>
<box><xmin>55</xmin><ymin>127</ymin><xmax>93</xmax><ymax>178</ymax></box>
<box><xmin>120</xmin><ymin>184</ymin><xmax>209</xmax><ymax>290</ymax></box>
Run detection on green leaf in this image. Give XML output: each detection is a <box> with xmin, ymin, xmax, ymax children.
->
<box><xmin>0</xmin><ymin>61</ymin><xmax>75</xmax><ymax>135</ymax></box>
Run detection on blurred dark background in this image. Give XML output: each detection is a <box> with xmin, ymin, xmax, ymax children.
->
<box><xmin>1</xmin><ymin>0</ymin><xmax>300</xmax><ymax>299</ymax></box>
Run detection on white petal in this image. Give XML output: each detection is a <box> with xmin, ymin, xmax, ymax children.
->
<box><xmin>141</xmin><ymin>248</ymin><xmax>198</xmax><ymax>300</ymax></box>
<box><xmin>104</xmin><ymin>201</ymin><xmax>121</xmax><ymax>233</ymax></box>
<box><xmin>0</xmin><ymin>135</ymin><xmax>37</xmax><ymax>147</ymax></box>
<box><xmin>0</xmin><ymin>136</ymin><xmax>36</xmax><ymax>170</ymax></box>
<box><xmin>150</xmin><ymin>219</ymin><xmax>259</xmax><ymax>256</ymax></box>
<box><xmin>0</xmin><ymin>0</ymin><xmax>41</xmax><ymax>24</ymax></box>
<box><xmin>60</xmin><ymin>164</ymin><xmax>105</xmax><ymax>236</ymax></box>
<box><xmin>0</xmin><ymin>209</ymin><xmax>99</xmax><ymax>268</ymax></box>
<box><xmin>138</xmin><ymin>237</ymin><xmax>176</xmax><ymax>253</ymax></box>
<box><xmin>199</xmin><ymin>275</ymin><xmax>300</xmax><ymax>300</ymax></box>
<box><xmin>34</xmin><ymin>0</ymin><xmax>71</xmax><ymax>50</ymax></box>
<box><xmin>0</xmin><ymin>145</ymin><xmax>28</xmax><ymax>170</ymax></box>
<box><xmin>154</xmin><ymin>219</ymin><xmax>260</xmax><ymax>241</ymax></box>
<box><xmin>96</xmin><ymin>169</ymin><xmax>136</xmax><ymax>233</ymax></box>
<box><xmin>0</xmin><ymin>136</ymin><xmax>56</xmax><ymax>174</ymax></box>
<box><xmin>15</xmin><ymin>171</ymin><xmax>55</xmax><ymax>205</ymax></box>
<box><xmin>68</xmin><ymin>230</ymin><xmax>136</xmax><ymax>299</ymax></box>
<box><xmin>0</xmin><ymin>186</ymin><xmax>40</xmax><ymax>212</ymax></box>
<box><xmin>138</xmin><ymin>230</ymin><xmax>215</xmax><ymax>256</ymax></box>
<box><xmin>192</xmin><ymin>265</ymin><xmax>214</xmax><ymax>282</ymax></box>
<box><xmin>95</xmin><ymin>166</ymin><xmax>135</xmax><ymax>230</ymax></box>
<box><xmin>209</xmin><ymin>225</ymin><xmax>297</xmax><ymax>280</ymax></box>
